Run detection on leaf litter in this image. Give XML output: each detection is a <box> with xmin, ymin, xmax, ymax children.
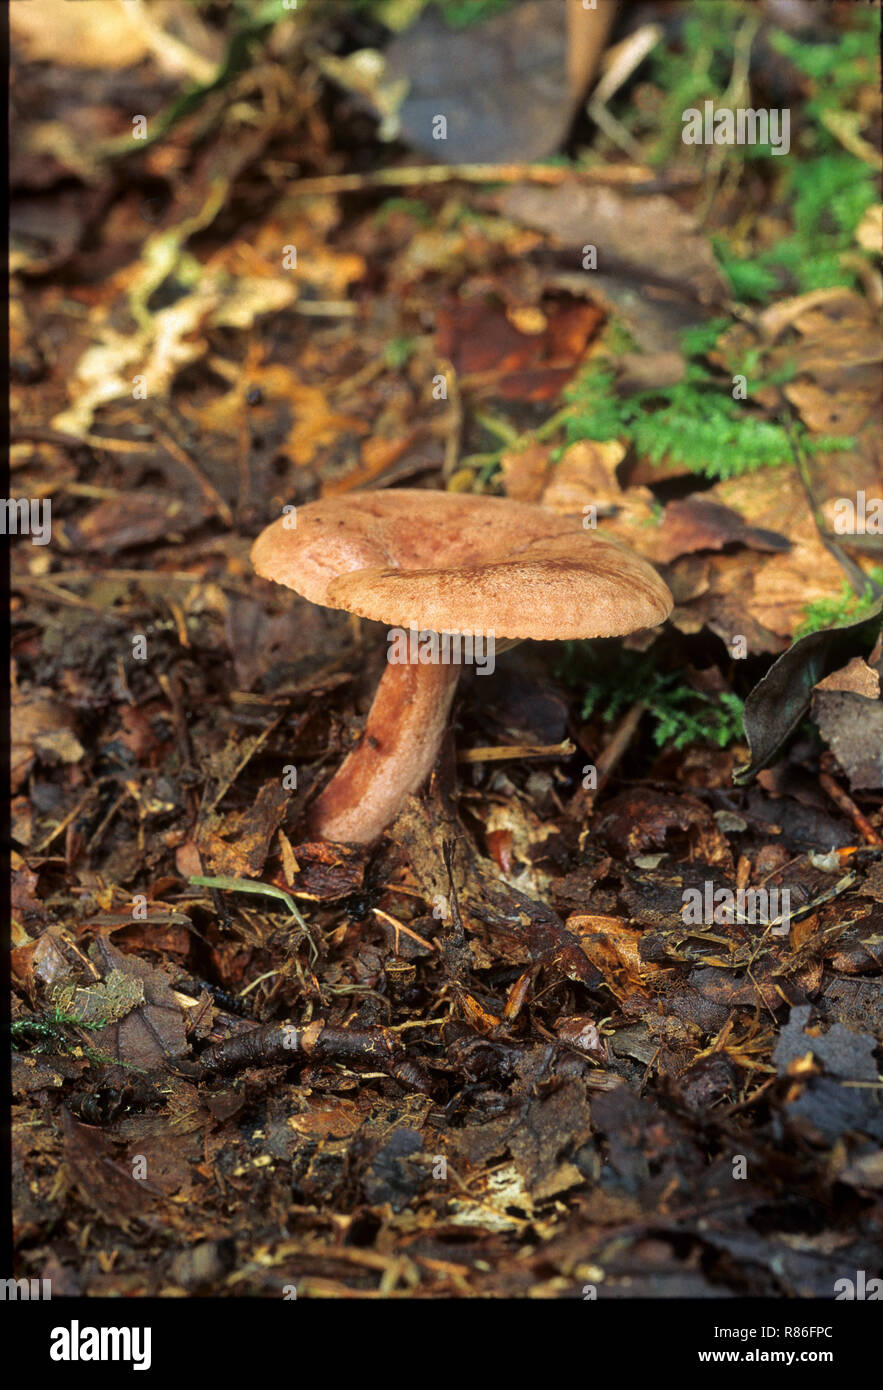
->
<box><xmin>9</xmin><ymin>0</ymin><xmax>883</xmax><ymax>1300</ymax></box>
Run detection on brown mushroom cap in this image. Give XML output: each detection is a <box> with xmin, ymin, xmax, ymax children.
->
<box><xmin>251</xmin><ymin>490</ymin><xmax>672</xmax><ymax>640</ymax></box>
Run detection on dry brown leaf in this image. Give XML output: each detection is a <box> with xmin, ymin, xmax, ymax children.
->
<box><xmin>501</xmin><ymin>183</ymin><xmax>728</xmax><ymax>305</ymax></box>
<box><xmin>499</xmin><ymin>442</ymin><xmax>552</xmax><ymax>503</ymax></box>
<box><xmin>12</xmin><ymin>687</ymin><xmax>84</xmax><ymax>791</ymax></box>
<box><xmin>12</xmin><ymin>0</ymin><xmax>153</xmax><ymax>68</ymax></box>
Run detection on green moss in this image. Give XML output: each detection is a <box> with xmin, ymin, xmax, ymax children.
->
<box><xmin>356</xmin><ymin>0</ymin><xmax>515</xmax><ymax>27</ymax></box>
<box><xmin>639</xmin><ymin>0</ymin><xmax>747</xmax><ymax>164</ymax></box>
<box><xmin>712</xmin><ymin>243</ymin><xmax>781</xmax><ymax>303</ymax></box>
<box><xmin>433</xmin><ymin>0</ymin><xmax>514</xmax><ymax>26</ymax></box>
<box><xmin>716</xmin><ymin>149</ymin><xmax>878</xmax><ymax>298</ymax></box>
<box><xmin>384</xmin><ymin>334</ymin><xmax>417</xmax><ymax>368</ymax></box>
<box><xmin>376</xmin><ymin>196</ymin><xmax>434</xmax><ymax>225</ymax></box>
<box><xmin>795</xmin><ymin>570</ymin><xmax>883</xmax><ymax>638</ymax></box>
<box><xmin>769</xmin><ymin>18</ymin><xmax>881</xmax><ymax>115</ymax></box>
<box><xmin>625</xmin><ymin>1</ymin><xmax>880</xmax><ymax>298</ymax></box>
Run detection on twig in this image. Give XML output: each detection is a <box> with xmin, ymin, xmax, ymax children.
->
<box><xmin>32</xmin><ymin>786</ymin><xmax>100</xmax><ymax>854</ymax></box>
<box><xmin>372</xmin><ymin>909</ymin><xmax>437</xmax><ymax>954</ymax></box>
<box><xmin>457</xmin><ymin>739</ymin><xmax>576</xmax><ymax>763</ymax></box>
<box><xmin>285</xmin><ymin>162</ymin><xmax>659</xmax><ymax>198</ymax></box>
<box><xmin>120</xmin><ymin>0</ymin><xmax>218</xmax><ymax>84</ymax></box>
<box><xmin>441</xmin><ymin>358</ymin><xmax>463</xmax><ymax>481</ymax></box>
<box><xmin>818</xmin><ymin>772</ymin><xmax>883</xmax><ymax>847</ymax></box>
<box><xmin>586</xmin><ymin>23</ymin><xmax>664</xmax><ymax>164</ymax></box>
<box><xmin>86</xmin><ymin>790</ymin><xmax>128</xmax><ymax>853</ymax></box>
<box><xmin>201</xmin><ymin>713</ymin><xmax>284</xmax><ymax>813</ymax></box>
<box><xmin>787</xmin><ymin>423</ymin><xmax>883</xmax><ymax>595</ymax></box>
<box><xmin>150</xmin><ymin>416</ymin><xmax>234</xmax><ymax>526</ymax></box>
<box><xmin>697</xmin><ymin>11</ymin><xmax>760</xmax><ymax>226</ymax></box>
<box><xmin>595</xmin><ymin>700</ymin><xmax>646</xmax><ymax>788</ymax></box>
<box><xmin>200</xmin><ymin>1018</ymin><xmax>432</xmax><ymax>1092</ymax></box>
<box><xmin>12</xmin><ymin>426</ymin><xmax>166</xmax><ymax>456</ymax></box>
<box><xmin>11</xmin><ymin>579</ymin><xmax>121</xmax><ymax>615</ymax></box>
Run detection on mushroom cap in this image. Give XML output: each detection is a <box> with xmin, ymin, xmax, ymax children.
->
<box><xmin>251</xmin><ymin>490</ymin><xmax>672</xmax><ymax>640</ymax></box>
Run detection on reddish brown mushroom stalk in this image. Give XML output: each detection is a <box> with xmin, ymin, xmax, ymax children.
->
<box><xmin>251</xmin><ymin>490</ymin><xmax>673</xmax><ymax>845</ymax></box>
<box><xmin>309</xmin><ymin>657</ymin><xmax>460</xmax><ymax>844</ymax></box>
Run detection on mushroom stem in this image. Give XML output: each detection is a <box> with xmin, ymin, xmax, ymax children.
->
<box><xmin>309</xmin><ymin>659</ymin><xmax>461</xmax><ymax>844</ymax></box>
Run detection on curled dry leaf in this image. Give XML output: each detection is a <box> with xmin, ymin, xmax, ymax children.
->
<box><xmin>501</xmin><ymin>183</ymin><xmax>729</xmax><ymax>305</ymax></box>
<box><xmin>811</xmin><ymin>657</ymin><xmax>883</xmax><ymax>790</ymax></box>
<box><xmin>736</xmin><ymin>593</ymin><xmax>883</xmax><ymax>784</ymax></box>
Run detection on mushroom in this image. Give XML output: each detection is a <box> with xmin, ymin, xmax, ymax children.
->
<box><xmin>251</xmin><ymin>489</ymin><xmax>672</xmax><ymax>844</ymax></box>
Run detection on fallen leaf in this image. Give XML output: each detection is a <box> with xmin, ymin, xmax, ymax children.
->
<box><xmin>12</xmin><ymin>687</ymin><xmax>83</xmax><ymax>791</ymax></box>
<box><xmin>198</xmin><ymin>780</ymin><xmax>291</xmax><ymax>880</ymax></box>
<box><xmin>644</xmin><ymin>497</ymin><xmax>791</xmax><ymax>566</ymax></box>
<box><xmin>12</xmin><ymin>0</ymin><xmax>153</xmax><ymax>69</ymax></box>
<box><xmin>437</xmin><ymin>295</ymin><xmax>603</xmax><ymax>400</ymax></box>
<box><xmin>811</xmin><ymin>658</ymin><xmax>883</xmax><ymax>790</ymax></box>
<box><xmin>384</xmin><ymin>1</ymin><xmax>608</xmax><ymax>163</ymax></box>
<box><xmin>736</xmin><ymin>594</ymin><xmax>883</xmax><ymax>783</ymax></box>
<box><xmin>501</xmin><ymin>183</ymin><xmax>728</xmax><ymax>305</ymax></box>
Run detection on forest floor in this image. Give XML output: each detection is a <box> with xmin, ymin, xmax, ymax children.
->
<box><xmin>9</xmin><ymin>0</ymin><xmax>883</xmax><ymax>1298</ymax></box>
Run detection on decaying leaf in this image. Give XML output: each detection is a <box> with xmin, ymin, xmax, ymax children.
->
<box><xmin>51</xmin><ymin>969</ymin><xmax>145</xmax><ymax>1027</ymax></box>
<box><xmin>501</xmin><ymin>183</ymin><xmax>729</xmax><ymax>305</ymax></box>
<box><xmin>736</xmin><ymin>595</ymin><xmax>883</xmax><ymax>783</ymax></box>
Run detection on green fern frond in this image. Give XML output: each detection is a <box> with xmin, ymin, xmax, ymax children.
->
<box><xmin>557</xmin><ymin>644</ymin><xmax>745</xmax><ymax>751</ymax></box>
<box><xmin>562</xmin><ymin>332</ymin><xmax>849</xmax><ymax>482</ymax></box>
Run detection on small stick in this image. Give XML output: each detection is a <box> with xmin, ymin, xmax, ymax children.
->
<box><xmin>575</xmin><ymin>700</ymin><xmax>646</xmax><ymax>843</ymax></box>
<box><xmin>12</xmin><ymin>426</ymin><xmax>169</xmax><ymax>455</ymax></box>
<box><xmin>201</xmin><ymin>712</ymin><xmax>284</xmax><ymax>813</ymax></box>
<box><xmin>200</xmin><ymin>1018</ymin><xmax>432</xmax><ymax>1093</ymax></box>
<box><xmin>372</xmin><ymin>908</ymin><xmax>436</xmax><ymax>954</ymax></box>
<box><xmin>11</xmin><ymin>579</ymin><xmax>116</xmax><ymax>614</ymax></box>
<box><xmin>818</xmin><ymin>772</ymin><xmax>883</xmax><ymax>847</ymax></box>
<box><xmin>457</xmin><ymin>739</ymin><xmax>575</xmax><ymax>763</ymax></box>
<box><xmin>150</xmin><ymin>419</ymin><xmax>233</xmax><ymax>526</ymax></box>
<box><xmin>33</xmin><ymin>786</ymin><xmax>99</xmax><ymax>854</ymax></box>
<box><xmin>596</xmin><ymin>700</ymin><xmax>646</xmax><ymax>788</ymax></box>
<box><xmin>441</xmin><ymin>358</ymin><xmax>463</xmax><ymax>481</ymax></box>
<box><xmin>85</xmin><ymin>790</ymin><xmax>128</xmax><ymax>853</ymax></box>
<box><xmin>284</xmin><ymin>162</ymin><xmax>657</xmax><ymax>198</ymax></box>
